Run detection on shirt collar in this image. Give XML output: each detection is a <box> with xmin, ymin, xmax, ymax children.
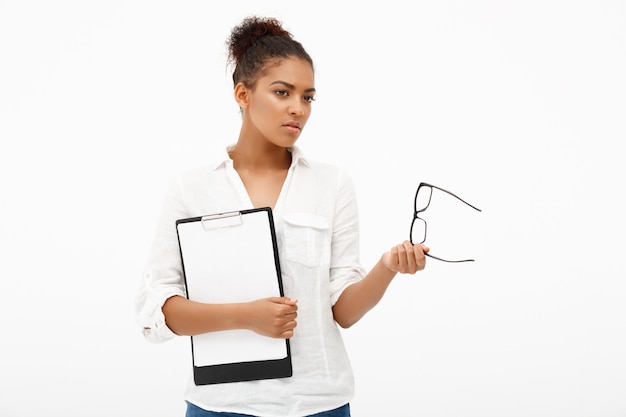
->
<box><xmin>288</xmin><ymin>145</ymin><xmax>311</xmax><ymax>168</ymax></box>
<box><xmin>211</xmin><ymin>145</ymin><xmax>311</xmax><ymax>170</ymax></box>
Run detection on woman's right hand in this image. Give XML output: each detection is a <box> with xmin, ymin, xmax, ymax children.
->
<box><xmin>244</xmin><ymin>297</ymin><xmax>298</xmax><ymax>339</ymax></box>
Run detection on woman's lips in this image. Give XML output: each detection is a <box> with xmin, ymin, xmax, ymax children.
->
<box><xmin>283</xmin><ymin>121</ymin><xmax>301</xmax><ymax>134</ymax></box>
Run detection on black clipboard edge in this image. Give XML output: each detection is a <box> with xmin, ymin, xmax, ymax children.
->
<box><xmin>176</xmin><ymin>206</ymin><xmax>292</xmax><ymax>385</ymax></box>
<box><xmin>192</xmin><ymin>354</ymin><xmax>292</xmax><ymax>385</ymax></box>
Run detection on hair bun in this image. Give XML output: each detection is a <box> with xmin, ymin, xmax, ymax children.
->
<box><xmin>227</xmin><ymin>16</ymin><xmax>292</xmax><ymax>65</ymax></box>
<box><xmin>226</xmin><ymin>15</ymin><xmax>312</xmax><ymax>88</ymax></box>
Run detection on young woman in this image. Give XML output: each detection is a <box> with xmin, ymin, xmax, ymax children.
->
<box><xmin>136</xmin><ymin>16</ymin><xmax>429</xmax><ymax>417</ymax></box>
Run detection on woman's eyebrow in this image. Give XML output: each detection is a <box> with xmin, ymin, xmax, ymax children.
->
<box><xmin>269</xmin><ymin>80</ymin><xmax>316</xmax><ymax>93</ymax></box>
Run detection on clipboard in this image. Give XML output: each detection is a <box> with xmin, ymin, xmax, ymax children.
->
<box><xmin>176</xmin><ymin>207</ymin><xmax>292</xmax><ymax>385</ymax></box>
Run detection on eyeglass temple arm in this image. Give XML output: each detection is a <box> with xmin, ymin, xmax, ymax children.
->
<box><xmin>425</xmin><ymin>252</ymin><xmax>475</xmax><ymax>263</ymax></box>
<box><xmin>419</xmin><ymin>182</ymin><xmax>482</xmax><ymax>212</ymax></box>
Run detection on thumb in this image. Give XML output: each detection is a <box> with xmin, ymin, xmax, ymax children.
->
<box><xmin>284</xmin><ymin>297</ymin><xmax>298</xmax><ymax>305</ymax></box>
<box><xmin>275</xmin><ymin>296</ymin><xmax>297</xmax><ymax>305</ymax></box>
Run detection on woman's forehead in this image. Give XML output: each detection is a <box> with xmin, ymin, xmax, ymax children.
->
<box><xmin>260</xmin><ymin>57</ymin><xmax>315</xmax><ymax>88</ymax></box>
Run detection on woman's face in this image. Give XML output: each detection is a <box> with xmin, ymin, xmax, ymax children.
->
<box><xmin>241</xmin><ymin>57</ymin><xmax>315</xmax><ymax>148</ymax></box>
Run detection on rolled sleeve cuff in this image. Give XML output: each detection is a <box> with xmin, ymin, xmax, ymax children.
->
<box><xmin>137</xmin><ymin>287</ymin><xmax>186</xmax><ymax>343</ymax></box>
<box><xmin>329</xmin><ymin>266</ymin><xmax>366</xmax><ymax>306</ymax></box>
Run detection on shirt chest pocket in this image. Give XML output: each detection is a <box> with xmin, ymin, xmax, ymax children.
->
<box><xmin>282</xmin><ymin>212</ymin><xmax>331</xmax><ymax>267</ymax></box>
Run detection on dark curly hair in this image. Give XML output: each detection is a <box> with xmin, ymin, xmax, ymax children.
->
<box><xmin>226</xmin><ymin>16</ymin><xmax>313</xmax><ymax>89</ymax></box>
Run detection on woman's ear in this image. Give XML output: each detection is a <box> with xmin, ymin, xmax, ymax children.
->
<box><xmin>234</xmin><ymin>82</ymin><xmax>250</xmax><ymax>109</ymax></box>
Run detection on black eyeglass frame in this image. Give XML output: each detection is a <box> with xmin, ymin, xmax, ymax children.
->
<box><xmin>410</xmin><ymin>182</ymin><xmax>482</xmax><ymax>263</ymax></box>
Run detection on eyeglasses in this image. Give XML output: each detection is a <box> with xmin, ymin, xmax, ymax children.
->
<box><xmin>410</xmin><ymin>182</ymin><xmax>482</xmax><ymax>263</ymax></box>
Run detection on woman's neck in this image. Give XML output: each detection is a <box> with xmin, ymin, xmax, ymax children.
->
<box><xmin>229</xmin><ymin>138</ymin><xmax>291</xmax><ymax>172</ymax></box>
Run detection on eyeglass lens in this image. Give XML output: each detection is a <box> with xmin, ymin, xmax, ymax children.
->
<box><xmin>415</xmin><ymin>185</ymin><xmax>432</xmax><ymax>213</ymax></box>
<box><xmin>411</xmin><ymin>217</ymin><xmax>427</xmax><ymax>245</ymax></box>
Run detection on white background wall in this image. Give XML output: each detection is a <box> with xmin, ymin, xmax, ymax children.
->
<box><xmin>1</xmin><ymin>1</ymin><xmax>625</xmax><ymax>416</ymax></box>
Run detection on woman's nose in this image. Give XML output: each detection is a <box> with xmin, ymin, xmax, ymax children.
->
<box><xmin>289</xmin><ymin>102</ymin><xmax>305</xmax><ymax>116</ymax></box>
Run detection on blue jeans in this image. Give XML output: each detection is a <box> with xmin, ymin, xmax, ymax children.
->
<box><xmin>185</xmin><ymin>402</ymin><xmax>350</xmax><ymax>417</ymax></box>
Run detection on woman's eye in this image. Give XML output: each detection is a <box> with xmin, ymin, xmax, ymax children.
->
<box><xmin>275</xmin><ymin>90</ymin><xmax>289</xmax><ymax>97</ymax></box>
<box><xmin>304</xmin><ymin>96</ymin><xmax>316</xmax><ymax>103</ymax></box>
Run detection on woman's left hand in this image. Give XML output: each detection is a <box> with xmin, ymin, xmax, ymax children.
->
<box><xmin>382</xmin><ymin>240</ymin><xmax>429</xmax><ymax>274</ymax></box>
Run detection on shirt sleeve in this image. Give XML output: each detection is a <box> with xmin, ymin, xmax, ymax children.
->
<box><xmin>134</xmin><ymin>176</ymin><xmax>189</xmax><ymax>343</ymax></box>
<box><xmin>328</xmin><ymin>169</ymin><xmax>367</xmax><ymax>305</ymax></box>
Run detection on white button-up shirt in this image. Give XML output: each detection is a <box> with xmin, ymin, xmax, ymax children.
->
<box><xmin>135</xmin><ymin>146</ymin><xmax>366</xmax><ymax>416</ymax></box>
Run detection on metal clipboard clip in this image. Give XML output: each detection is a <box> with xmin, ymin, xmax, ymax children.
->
<box><xmin>200</xmin><ymin>211</ymin><xmax>243</xmax><ymax>230</ymax></box>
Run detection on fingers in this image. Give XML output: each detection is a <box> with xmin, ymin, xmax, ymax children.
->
<box><xmin>270</xmin><ymin>297</ymin><xmax>298</xmax><ymax>318</ymax></box>
<box><xmin>266</xmin><ymin>297</ymin><xmax>298</xmax><ymax>338</ymax></box>
<box><xmin>388</xmin><ymin>240</ymin><xmax>427</xmax><ymax>274</ymax></box>
<box><xmin>275</xmin><ymin>304</ymin><xmax>297</xmax><ymax>338</ymax></box>
<box><xmin>278</xmin><ymin>313</ymin><xmax>298</xmax><ymax>338</ymax></box>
